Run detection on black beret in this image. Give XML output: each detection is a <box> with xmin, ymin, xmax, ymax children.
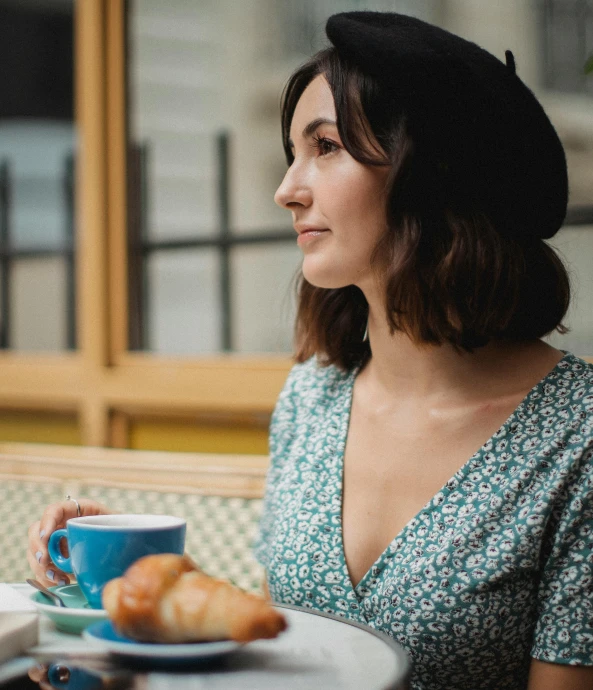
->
<box><xmin>326</xmin><ymin>12</ymin><xmax>568</xmax><ymax>240</ymax></box>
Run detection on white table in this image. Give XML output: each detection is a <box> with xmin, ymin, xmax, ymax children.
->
<box><xmin>1</xmin><ymin>584</ymin><xmax>410</xmax><ymax>689</ymax></box>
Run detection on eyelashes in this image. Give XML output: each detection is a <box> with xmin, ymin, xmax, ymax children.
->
<box><xmin>287</xmin><ymin>133</ymin><xmax>341</xmax><ymax>163</ymax></box>
<box><xmin>310</xmin><ymin>133</ymin><xmax>340</xmax><ymax>157</ymax></box>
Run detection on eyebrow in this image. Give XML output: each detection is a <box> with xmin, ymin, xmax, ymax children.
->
<box><xmin>287</xmin><ymin>117</ymin><xmax>337</xmax><ymax>150</ymax></box>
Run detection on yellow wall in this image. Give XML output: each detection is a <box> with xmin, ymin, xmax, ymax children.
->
<box><xmin>0</xmin><ymin>413</ymin><xmax>268</xmax><ymax>454</ymax></box>
<box><xmin>129</xmin><ymin>420</ymin><xmax>269</xmax><ymax>454</ymax></box>
<box><xmin>0</xmin><ymin>412</ymin><xmax>81</xmax><ymax>445</ymax></box>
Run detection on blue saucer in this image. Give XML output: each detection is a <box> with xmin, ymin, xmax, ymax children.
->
<box><xmin>83</xmin><ymin>621</ymin><xmax>241</xmax><ymax>667</ymax></box>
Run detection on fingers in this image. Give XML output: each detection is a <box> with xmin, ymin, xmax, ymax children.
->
<box><xmin>37</xmin><ymin>497</ymin><xmax>110</xmax><ymax>546</ymax></box>
<box><xmin>39</xmin><ymin>500</ymin><xmax>79</xmax><ymax>540</ymax></box>
<box><xmin>27</xmin><ymin>499</ymin><xmax>110</xmax><ymax>588</ymax></box>
<box><xmin>27</xmin><ymin>549</ymin><xmax>69</xmax><ymax>587</ymax></box>
<box><xmin>27</xmin><ymin>517</ymin><xmax>70</xmax><ymax>586</ymax></box>
<box><xmin>28</xmin><ymin>663</ymin><xmax>53</xmax><ymax>690</ymax></box>
<box><xmin>26</xmin><ymin>522</ymin><xmax>70</xmax><ymax>587</ymax></box>
<box><xmin>28</xmin><ymin>662</ymin><xmax>48</xmax><ymax>683</ymax></box>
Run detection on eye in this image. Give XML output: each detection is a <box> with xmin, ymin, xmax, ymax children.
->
<box><xmin>311</xmin><ymin>134</ymin><xmax>340</xmax><ymax>157</ymax></box>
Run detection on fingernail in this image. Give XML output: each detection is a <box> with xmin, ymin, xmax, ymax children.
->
<box><xmin>35</xmin><ymin>551</ymin><xmax>43</xmax><ymax>564</ymax></box>
<box><xmin>46</xmin><ymin>569</ymin><xmax>55</xmax><ymax>581</ymax></box>
<box><xmin>39</xmin><ymin>530</ymin><xmax>46</xmax><ymax>539</ymax></box>
<box><xmin>57</xmin><ymin>578</ymin><xmax>67</xmax><ymax>586</ymax></box>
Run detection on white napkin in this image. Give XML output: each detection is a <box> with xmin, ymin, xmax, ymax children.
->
<box><xmin>0</xmin><ymin>584</ymin><xmax>38</xmax><ymax>664</ymax></box>
<box><xmin>0</xmin><ymin>584</ymin><xmax>37</xmax><ymax>613</ymax></box>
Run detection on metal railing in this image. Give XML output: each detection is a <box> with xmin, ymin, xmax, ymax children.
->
<box><xmin>126</xmin><ymin>134</ymin><xmax>295</xmax><ymax>352</ymax></box>
<box><xmin>0</xmin><ymin>132</ymin><xmax>592</xmax><ymax>353</ymax></box>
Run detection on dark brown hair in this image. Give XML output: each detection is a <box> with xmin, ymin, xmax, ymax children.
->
<box><xmin>282</xmin><ymin>49</ymin><xmax>570</xmax><ymax>371</ymax></box>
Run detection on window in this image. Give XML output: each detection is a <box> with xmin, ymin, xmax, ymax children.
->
<box><xmin>0</xmin><ymin>0</ymin><xmax>75</xmax><ymax>350</ymax></box>
<box><xmin>540</xmin><ymin>0</ymin><xmax>593</xmax><ymax>95</ymax></box>
<box><xmin>126</xmin><ymin>0</ymin><xmax>438</xmax><ymax>355</ymax></box>
<box><xmin>0</xmin><ymin>0</ymin><xmax>590</xmax><ymax>453</ymax></box>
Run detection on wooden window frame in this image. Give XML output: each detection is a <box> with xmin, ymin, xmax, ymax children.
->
<box><xmin>1</xmin><ymin>0</ymin><xmax>590</xmax><ymax>450</ymax></box>
<box><xmin>0</xmin><ymin>0</ymin><xmax>292</xmax><ymax>448</ymax></box>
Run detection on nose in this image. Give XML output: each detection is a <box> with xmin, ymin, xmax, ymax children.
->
<box><xmin>274</xmin><ymin>163</ymin><xmax>312</xmax><ymax>210</ymax></box>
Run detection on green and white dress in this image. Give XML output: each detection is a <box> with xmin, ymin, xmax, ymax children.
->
<box><xmin>254</xmin><ymin>352</ymin><xmax>593</xmax><ymax>690</ymax></box>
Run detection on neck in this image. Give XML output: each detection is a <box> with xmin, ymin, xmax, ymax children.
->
<box><xmin>361</xmin><ymin>296</ymin><xmax>562</xmax><ymax>406</ymax></box>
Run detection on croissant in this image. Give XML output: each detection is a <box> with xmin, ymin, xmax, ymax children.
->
<box><xmin>102</xmin><ymin>553</ymin><xmax>287</xmax><ymax>644</ymax></box>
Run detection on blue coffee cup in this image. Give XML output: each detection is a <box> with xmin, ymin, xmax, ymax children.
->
<box><xmin>47</xmin><ymin>514</ymin><xmax>186</xmax><ymax>609</ymax></box>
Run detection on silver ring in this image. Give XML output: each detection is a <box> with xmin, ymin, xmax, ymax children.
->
<box><xmin>65</xmin><ymin>495</ymin><xmax>81</xmax><ymax>517</ymax></box>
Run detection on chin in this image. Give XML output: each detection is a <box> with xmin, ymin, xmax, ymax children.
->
<box><xmin>301</xmin><ymin>252</ymin><xmax>363</xmax><ymax>289</ymax></box>
<box><xmin>302</xmin><ymin>267</ymin><xmax>352</xmax><ymax>290</ymax></box>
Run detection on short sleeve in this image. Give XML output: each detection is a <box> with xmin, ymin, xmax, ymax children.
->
<box><xmin>531</xmin><ymin>449</ymin><xmax>593</xmax><ymax>665</ymax></box>
<box><xmin>252</xmin><ymin>363</ymin><xmax>300</xmax><ymax>570</ymax></box>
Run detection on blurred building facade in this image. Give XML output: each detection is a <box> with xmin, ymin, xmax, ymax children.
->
<box><xmin>127</xmin><ymin>0</ymin><xmax>593</xmax><ymax>355</ymax></box>
<box><xmin>0</xmin><ymin>0</ymin><xmax>591</xmax><ymax>451</ymax></box>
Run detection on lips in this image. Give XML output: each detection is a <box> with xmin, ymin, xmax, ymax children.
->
<box><xmin>299</xmin><ymin>228</ymin><xmax>329</xmax><ymax>236</ymax></box>
<box><xmin>295</xmin><ymin>225</ymin><xmax>329</xmax><ymax>234</ymax></box>
<box><xmin>296</xmin><ymin>228</ymin><xmax>330</xmax><ymax>245</ymax></box>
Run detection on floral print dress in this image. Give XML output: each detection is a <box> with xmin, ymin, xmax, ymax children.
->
<box><xmin>254</xmin><ymin>352</ymin><xmax>593</xmax><ymax>690</ymax></box>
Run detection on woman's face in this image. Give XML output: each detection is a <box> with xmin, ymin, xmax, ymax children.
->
<box><xmin>274</xmin><ymin>74</ymin><xmax>390</xmax><ymax>290</ymax></box>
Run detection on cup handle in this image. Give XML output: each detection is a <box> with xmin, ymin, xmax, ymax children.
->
<box><xmin>47</xmin><ymin>529</ymin><xmax>73</xmax><ymax>574</ymax></box>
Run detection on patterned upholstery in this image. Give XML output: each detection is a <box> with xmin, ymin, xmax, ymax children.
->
<box><xmin>0</xmin><ymin>479</ymin><xmax>63</xmax><ymax>584</ymax></box>
<box><xmin>82</xmin><ymin>485</ymin><xmax>264</xmax><ymax>592</ymax></box>
<box><xmin>0</xmin><ymin>478</ymin><xmax>265</xmax><ymax>593</ymax></box>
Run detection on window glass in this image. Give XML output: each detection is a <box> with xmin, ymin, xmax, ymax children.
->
<box><xmin>541</xmin><ymin>0</ymin><xmax>593</xmax><ymax>95</ymax></box>
<box><xmin>127</xmin><ymin>0</ymin><xmax>437</xmax><ymax>354</ymax></box>
<box><xmin>145</xmin><ymin>249</ymin><xmax>221</xmax><ymax>354</ymax></box>
<box><xmin>0</xmin><ymin>0</ymin><xmax>75</xmax><ymax>351</ymax></box>
<box><xmin>127</xmin><ymin>0</ymin><xmax>592</xmax><ymax>356</ymax></box>
<box><xmin>11</xmin><ymin>257</ymin><xmax>68</xmax><ymax>351</ymax></box>
<box><xmin>231</xmin><ymin>243</ymin><xmax>301</xmax><ymax>353</ymax></box>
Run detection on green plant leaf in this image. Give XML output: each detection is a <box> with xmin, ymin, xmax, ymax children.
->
<box><xmin>585</xmin><ymin>54</ymin><xmax>593</xmax><ymax>75</ymax></box>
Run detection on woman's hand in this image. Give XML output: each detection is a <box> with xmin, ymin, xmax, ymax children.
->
<box><xmin>28</xmin><ymin>662</ymin><xmax>51</xmax><ymax>690</ymax></box>
<box><xmin>27</xmin><ymin>498</ymin><xmax>111</xmax><ymax>588</ymax></box>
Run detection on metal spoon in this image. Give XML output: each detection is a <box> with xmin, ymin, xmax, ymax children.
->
<box><xmin>26</xmin><ymin>578</ymin><xmax>67</xmax><ymax>608</ymax></box>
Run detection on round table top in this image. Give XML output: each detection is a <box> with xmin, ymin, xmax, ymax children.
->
<box><xmin>212</xmin><ymin>604</ymin><xmax>410</xmax><ymax>689</ymax></box>
<box><xmin>3</xmin><ymin>593</ymin><xmax>411</xmax><ymax>690</ymax></box>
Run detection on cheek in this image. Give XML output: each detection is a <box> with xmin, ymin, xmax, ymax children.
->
<box><xmin>324</xmin><ymin>171</ymin><xmax>382</xmax><ymax>219</ymax></box>
<box><xmin>358</xmin><ymin>175</ymin><xmax>389</xmax><ymax>233</ymax></box>
<box><xmin>333</xmin><ymin>183</ymin><xmax>387</xmax><ymax>242</ymax></box>
<box><xmin>315</xmin><ymin>160</ymin><xmax>389</xmax><ymax>244</ymax></box>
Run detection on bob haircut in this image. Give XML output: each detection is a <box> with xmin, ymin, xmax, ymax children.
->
<box><xmin>281</xmin><ymin>48</ymin><xmax>570</xmax><ymax>371</ymax></box>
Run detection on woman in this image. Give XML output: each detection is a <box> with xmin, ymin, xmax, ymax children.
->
<box><xmin>256</xmin><ymin>12</ymin><xmax>593</xmax><ymax>690</ymax></box>
<box><xmin>29</xmin><ymin>11</ymin><xmax>592</xmax><ymax>690</ymax></box>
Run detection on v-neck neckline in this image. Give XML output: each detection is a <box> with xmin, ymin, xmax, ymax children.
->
<box><xmin>334</xmin><ymin>350</ymin><xmax>572</xmax><ymax>597</ymax></box>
